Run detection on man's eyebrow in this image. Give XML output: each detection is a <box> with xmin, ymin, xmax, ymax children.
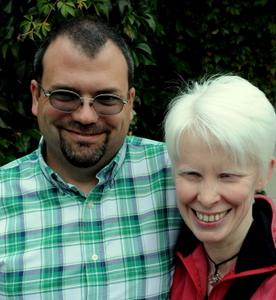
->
<box><xmin>48</xmin><ymin>84</ymin><xmax>123</xmax><ymax>94</ymax></box>
<box><xmin>47</xmin><ymin>83</ymin><xmax>74</xmax><ymax>90</ymax></box>
<box><xmin>95</xmin><ymin>87</ymin><xmax>123</xmax><ymax>94</ymax></box>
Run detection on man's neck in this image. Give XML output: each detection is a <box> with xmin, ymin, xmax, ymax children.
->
<box><xmin>45</xmin><ymin>151</ymin><xmax>102</xmax><ymax>194</ymax></box>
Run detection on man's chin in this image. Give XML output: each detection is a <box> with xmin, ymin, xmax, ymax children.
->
<box><xmin>62</xmin><ymin>144</ymin><xmax>107</xmax><ymax>169</ymax></box>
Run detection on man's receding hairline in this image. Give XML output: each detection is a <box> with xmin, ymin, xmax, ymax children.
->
<box><xmin>41</xmin><ymin>35</ymin><xmax>129</xmax><ymax>83</ymax></box>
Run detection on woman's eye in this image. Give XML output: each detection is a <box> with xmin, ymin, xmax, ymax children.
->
<box><xmin>220</xmin><ymin>173</ymin><xmax>238</xmax><ymax>179</ymax></box>
<box><xmin>182</xmin><ymin>172</ymin><xmax>201</xmax><ymax>179</ymax></box>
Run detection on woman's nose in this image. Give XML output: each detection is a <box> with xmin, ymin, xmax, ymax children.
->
<box><xmin>197</xmin><ymin>180</ymin><xmax>220</xmax><ymax>208</ymax></box>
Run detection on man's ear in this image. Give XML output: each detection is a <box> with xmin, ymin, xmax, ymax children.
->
<box><xmin>30</xmin><ymin>80</ymin><xmax>39</xmax><ymax>117</ymax></box>
<box><xmin>256</xmin><ymin>157</ymin><xmax>275</xmax><ymax>191</ymax></box>
<box><xmin>128</xmin><ymin>87</ymin><xmax>135</xmax><ymax>121</ymax></box>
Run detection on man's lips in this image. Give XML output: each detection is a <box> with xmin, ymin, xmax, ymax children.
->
<box><xmin>192</xmin><ymin>208</ymin><xmax>231</xmax><ymax>222</ymax></box>
<box><xmin>62</xmin><ymin>128</ymin><xmax>106</xmax><ymax>141</ymax></box>
<box><xmin>68</xmin><ymin>130</ymin><xmax>100</xmax><ymax>136</ymax></box>
<box><xmin>65</xmin><ymin>128</ymin><xmax>103</xmax><ymax>136</ymax></box>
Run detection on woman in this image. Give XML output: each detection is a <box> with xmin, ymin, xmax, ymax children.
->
<box><xmin>164</xmin><ymin>75</ymin><xmax>276</xmax><ymax>299</ymax></box>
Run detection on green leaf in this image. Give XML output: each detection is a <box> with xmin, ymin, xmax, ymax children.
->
<box><xmin>233</xmin><ymin>24</ymin><xmax>240</xmax><ymax>33</ymax></box>
<box><xmin>33</xmin><ymin>31</ymin><xmax>42</xmax><ymax>39</ymax></box>
<box><xmin>136</xmin><ymin>43</ymin><xmax>152</xmax><ymax>55</ymax></box>
<box><xmin>226</xmin><ymin>6</ymin><xmax>241</xmax><ymax>15</ymax></box>
<box><xmin>254</xmin><ymin>0</ymin><xmax>268</xmax><ymax>6</ymax></box>
<box><xmin>176</xmin><ymin>19</ymin><xmax>185</xmax><ymax>32</ymax></box>
<box><xmin>10</xmin><ymin>43</ymin><xmax>19</xmax><ymax>60</ymax></box>
<box><xmin>186</xmin><ymin>26</ymin><xmax>197</xmax><ymax>38</ymax></box>
<box><xmin>2</xmin><ymin>43</ymin><xmax>9</xmax><ymax>59</ymax></box>
<box><xmin>15</xmin><ymin>61</ymin><xmax>26</xmax><ymax>82</ymax></box>
<box><xmin>138</xmin><ymin>52</ymin><xmax>155</xmax><ymax>66</ymax></box>
<box><xmin>20</xmin><ymin>20</ymin><xmax>31</xmax><ymax>28</ymax></box>
<box><xmin>118</xmin><ymin>0</ymin><xmax>131</xmax><ymax>15</ymax></box>
<box><xmin>41</xmin><ymin>23</ymin><xmax>51</xmax><ymax>36</ymax></box>
<box><xmin>27</xmin><ymin>6</ymin><xmax>39</xmax><ymax>15</ymax></box>
<box><xmin>66</xmin><ymin>1</ymin><xmax>76</xmax><ymax>8</ymax></box>
<box><xmin>125</xmin><ymin>13</ymin><xmax>135</xmax><ymax>25</ymax></box>
<box><xmin>29</xmin><ymin>32</ymin><xmax>34</xmax><ymax>40</ymax></box>
<box><xmin>176</xmin><ymin>42</ymin><xmax>185</xmax><ymax>54</ymax></box>
<box><xmin>23</xmin><ymin>15</ymin><xmax>33</xmax><ymax>22</ymax></box>
<box><xmin>14</xmin><ymin>133</ymin><xmax>31</xmax><ymax>153</ymax></box>
<box><xmin>4</xmin><ymin>26</ymin><xmax>15</xmax><ymax>40</ymax></box>
<box><xmin>60</xmin><ymin>6</ymin><xmax>68</xmax><ymax>18</ymax></box>
<box><xmin>57</xmin><ymin>1</ymin><xmax>63</xmax><ymax>9</ymax></box>
<box><xmin>0</xmin><ymin>117</ymin><xmax>11</xmax><ymax>129</ymax></box>
<box><xmin>67</xmin><ymin>6</ymin><xmax>76</xmax><ymax>16</ymax></box>
<box><xmin>25</xmin><ymin>127</ymin><xmax>41</xmax><ymax>141</ymax></box>
<box><xmin>129</xmin><ymin>48</ymin><xmax>139</xmax><ymax>67</ymax></box>
<box><xmin>39</xmin><ymin>3</ymin><xmax>55</xmax><ymax>15</ymax></box>
<box><xmin>142</xmin><ymin>14</ymin><xmax>156</xmax><ymax>31</ymax></box>
<box><xmin>0</xmin><ymin>98</ymin><xmax>9</xmax><ymax>112</ymax></box>
<box><xmin>4</xmin><ymin>1</ymin><xmax>13</xmax><ymax>13</ymax></box>
<box><xmin>214</xmin><ymin>55</ymin><xmax>222</xmax><ymax>64</ymax></box>
<box><xmin>95</xmin><ymin>2</ymin><xmax>111</xmax><ymax>19</ymax></box>
<box><xmin>0</xmin><ymin>136</ymin><xmax>11</xmax><ymax>149</ymax></box>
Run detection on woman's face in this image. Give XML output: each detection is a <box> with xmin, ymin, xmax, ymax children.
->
<box><xmin>174</xmin><ymin>133</ymin><xmax>265</xmax><ymax>246</ymax></box>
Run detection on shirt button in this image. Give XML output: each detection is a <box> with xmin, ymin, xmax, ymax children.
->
<box><xmin>91</xmin><ymin>254</ymin><xmax>98</xmax><ymax>261</ymax></box>
<box><xmin>88</xmin><ymin>201</ymin><xmax>94</xmax><ymax>208</ymax></box>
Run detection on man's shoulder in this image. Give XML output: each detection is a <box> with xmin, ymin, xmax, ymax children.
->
<box><xmin>125</xmin><ymin>135</ymin><xmax>167</xmax><ymax>150</ymax></box>
<box><xmin>123</xmin><ymin>136</ymin><xmax>170</xmax><ymax>167</ymax></box>
<box><xmin>0</xmin><ymin>149</ymin><xmax>40</xmax><ymax>173</ymax></box>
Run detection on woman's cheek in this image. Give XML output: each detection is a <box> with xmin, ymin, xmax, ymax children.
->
<box><xmin>176</xmin><ymin>180</ymin><xmax>196</xmax><ymax>204</ymax></box>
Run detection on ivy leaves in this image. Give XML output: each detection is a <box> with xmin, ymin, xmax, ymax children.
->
<box><xmin>0</xmin><ymin>0</ymin><xmax>275</xmax><ymax>165</ymax></box>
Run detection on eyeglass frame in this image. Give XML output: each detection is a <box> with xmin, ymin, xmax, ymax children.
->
<box><xmin>37</xmin><ymin>82</ymin><xmax>130</xmax><ymax>116</ymax></box>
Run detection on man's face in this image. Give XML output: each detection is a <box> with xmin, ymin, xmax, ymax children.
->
<box><xmin>31</xmin><ymin>36</ymin><xmax>134</xmax><ymax>172</ymax></box>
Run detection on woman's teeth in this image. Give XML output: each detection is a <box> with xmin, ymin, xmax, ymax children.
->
<box><xmin>196</xmin><ymin>211</ymin><xmax>228</xmax><ymax>222</ymax></box>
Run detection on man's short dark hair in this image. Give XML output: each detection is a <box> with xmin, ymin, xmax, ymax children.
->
<box><xmin>33</xmin><ymin>15</ymin><xmax>134</xmax><ymax>88</ymax></box>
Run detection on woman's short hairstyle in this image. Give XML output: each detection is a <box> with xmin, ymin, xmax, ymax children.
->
<box><xmin>164</xmin><ymin>74</ymin><xmax>276</xmax><ymax>180</ymax></box>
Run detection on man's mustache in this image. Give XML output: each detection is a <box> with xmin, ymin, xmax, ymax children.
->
<box><xmin>55</xmin><ymin>121</ymin><xmax>111</xmax><ymax>134</ymax></box>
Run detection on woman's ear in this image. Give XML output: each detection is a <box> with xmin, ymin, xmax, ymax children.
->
<box><xmin>256</xmin><ymin>157</ymin><xmax>275</xmax><ymax>191</ymax></box>
<box><xmin>266</xmin><ymin>157</ymin><xmax>275</xmax><ymax>185</ymax></box>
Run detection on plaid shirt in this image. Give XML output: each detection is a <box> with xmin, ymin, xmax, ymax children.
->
<box><xmin>0</xmin><ymin>136</ymin><xmax>182</xmax><ymax>300</ymax></box>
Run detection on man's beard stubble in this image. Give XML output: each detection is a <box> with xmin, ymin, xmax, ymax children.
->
<box><xmin>60</xmin><ymin>135</ymin><xmax>108</xmax><ymax>168</ymax></box>
<box><xmin>58</xmin><ymin>122</ymin><xmax>109</xmax><ymax>168</ymax></box>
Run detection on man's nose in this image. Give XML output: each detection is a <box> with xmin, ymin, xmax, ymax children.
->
<box><xmin>70</xmin><ymin>99</ymin><xmax>99</xmax><ymax>124</ymax></box>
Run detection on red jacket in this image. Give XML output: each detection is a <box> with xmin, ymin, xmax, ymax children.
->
<box><xmin>170</xmin><ymin>195</ymin><xmax>276</xmax><ymax>300</ymax></box>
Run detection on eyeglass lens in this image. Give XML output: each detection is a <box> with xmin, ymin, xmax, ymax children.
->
<box><xmin>49</xmin><ymin>91</ymin><xmax>125</xmax><ymax>115</ymax></box>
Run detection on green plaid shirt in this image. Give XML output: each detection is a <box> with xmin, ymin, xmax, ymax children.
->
<box><xmin>0</xmin><ymin>136</ymin><xmax>182</xmax><ymax>300</ymax></box>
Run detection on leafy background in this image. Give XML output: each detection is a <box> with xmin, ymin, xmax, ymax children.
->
<box><xmin>1</xmin><ymin>0</ymin><xmax>276</xmax><ymax>166</ymax></box>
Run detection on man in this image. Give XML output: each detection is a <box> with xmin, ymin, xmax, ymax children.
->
<box><xmin>0</xmin><ymin>16</ymin><xmax>182</xmax><ymax>299</ymax></box>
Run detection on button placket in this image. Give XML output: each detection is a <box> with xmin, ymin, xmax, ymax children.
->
<box><xmin>87</xmin><ymin>201</ymin><xmax>94</xmax><ymax>208</ymax></box>
<box><xmin>91</xmin><ymin>254</ymin><xmax>98</xmax><ymax>261</ymax></box>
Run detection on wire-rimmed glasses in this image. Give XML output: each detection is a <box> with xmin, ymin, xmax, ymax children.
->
<box><xmin>38</xmin><ymin>83</ymin><xmax>129</xmax><ymax>116</ymax></box>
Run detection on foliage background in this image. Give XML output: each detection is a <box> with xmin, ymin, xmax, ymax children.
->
<box><xmin>0</xmin><ymin>0</ymin><xmax>276</xmax><ymax>166</ymax></box>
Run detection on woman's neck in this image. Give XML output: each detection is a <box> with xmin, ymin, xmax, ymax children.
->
<box><xmin>204</xmin><ymin>213</ymin><xmax>253</xmax><ymax>262</ymax></box>
<box><xmin>204</xmin><ymin>214</ymin><xmax>253</xmax><ymax>295</ymax></box>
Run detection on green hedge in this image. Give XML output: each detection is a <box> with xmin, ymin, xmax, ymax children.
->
<box><xmin>1</xmin><ymin>0</ymin><xmax>275</xmax><ymax>165</ymax></box>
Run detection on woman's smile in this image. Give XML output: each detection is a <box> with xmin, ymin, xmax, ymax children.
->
<box><xmin>192</xmin><ymin>208</ymin><xmax>231</xmax><ymax>223</ymax></box>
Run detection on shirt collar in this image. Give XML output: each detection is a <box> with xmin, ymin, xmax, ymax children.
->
<box><xmin>37</xmin><ymin>136</ymin><xmax>127</xmax><ymax>191</ymax></box>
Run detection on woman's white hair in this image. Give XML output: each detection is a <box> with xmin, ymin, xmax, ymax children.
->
<box><xmin>164</xmin><ymin>74</ymin><xmax>276</xmax><ymax>181</ymax></box>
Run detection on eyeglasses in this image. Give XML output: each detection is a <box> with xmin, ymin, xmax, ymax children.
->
<box><xmin>38</xmin><ymin>83</ymin><xmax>129</xmax><ymax>116</ymax></box>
